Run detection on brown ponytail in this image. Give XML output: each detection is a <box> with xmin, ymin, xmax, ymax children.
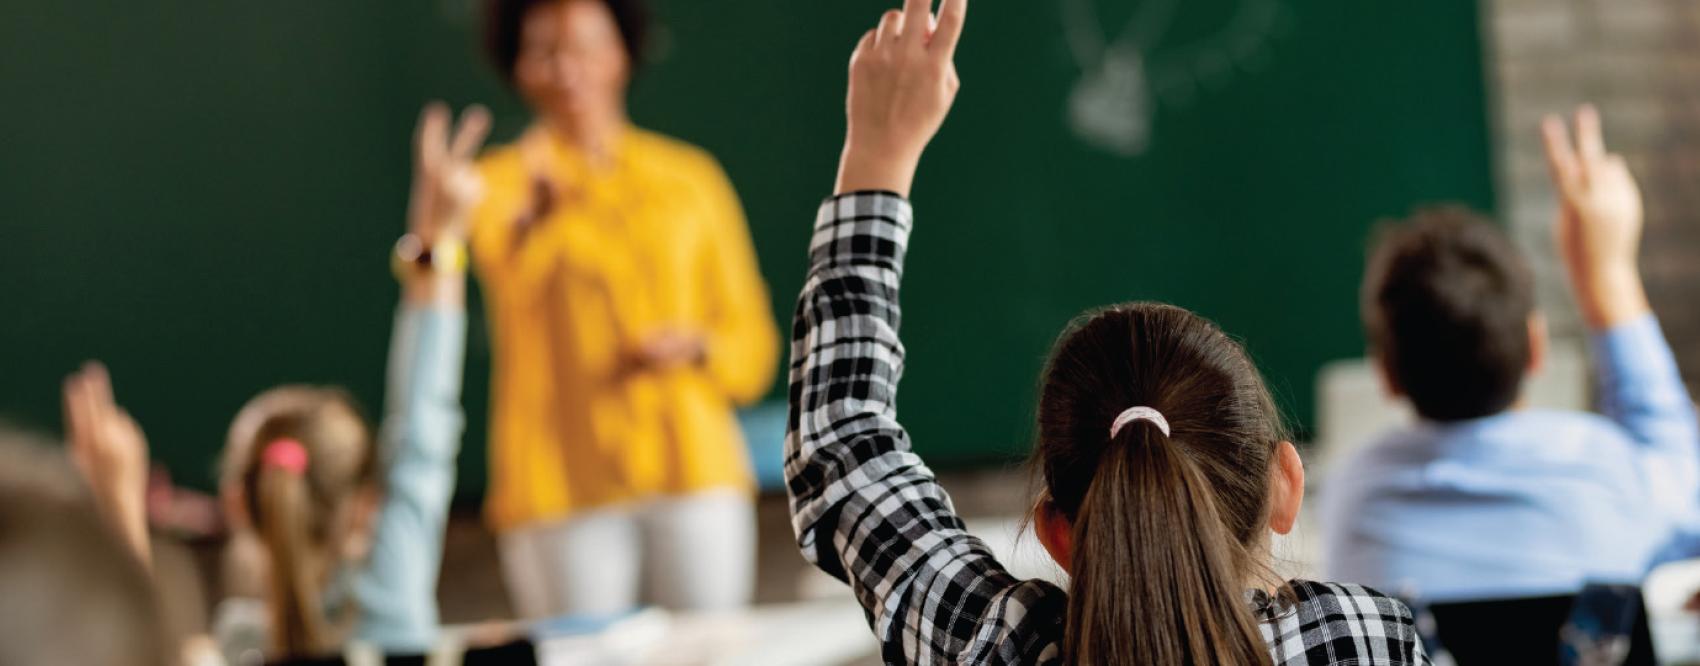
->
<box><xmin>256</xmin><ymin>459</ymin><xmax>329</xmax><ymax>654</ymax></box>
<box><xmin>1066</xmin><ymin>422</ymin><xmax>1268</xmax><ymax>664</ymax></box>
<box><xmin>1035</xmin><ymin>303</ymin><xmax>1288</xmax><ymax>665</ymax></box>
<box><xmin>230</xmin><ymin>387</ymin><xmax>375</xmax><ymax>658</ymax></box>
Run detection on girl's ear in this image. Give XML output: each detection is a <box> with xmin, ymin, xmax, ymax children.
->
<box><xmin>1267</xmin><ymin>441</ymin><xmax>1305</xmax><ymax>536</ymax></box>
<box><xmin>1034</xmin><ymin>497</ymin><xmax>1074</xmax><ymax>575</ymax></box>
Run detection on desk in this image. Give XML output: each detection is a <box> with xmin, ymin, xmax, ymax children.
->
<box><xmin>456</xmin><ymin>598</ymin><xmax>878</xmax><ymax>666</ymax></box>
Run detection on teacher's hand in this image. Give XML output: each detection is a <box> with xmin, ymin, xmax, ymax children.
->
<box><xmin>836</xmin><ymin>0</ymin><xmax>968</xmax><ymax>197</ymax></box>
<box><xmin>510</xmin><ymin>130</ymin><xmax>565</xmax><ymax>254</ymax></box>
<box><xmin>634</xmin><ymin>330</ymin><xmax>707</xmax><ymax>371</ymax></box>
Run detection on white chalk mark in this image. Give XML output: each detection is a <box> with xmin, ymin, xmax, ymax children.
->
<box><xmin>1064</xmin><ymin>0</ymin><xmax>1289</xmax><ymax>157</ymax></box>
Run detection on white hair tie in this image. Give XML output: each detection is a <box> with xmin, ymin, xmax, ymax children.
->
<box><xmin>1110</xmin><ymin>406</ymin><xmax>1170</xmax><ymax>438</ymax></box>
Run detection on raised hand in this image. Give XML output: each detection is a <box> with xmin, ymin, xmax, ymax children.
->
<box><xmin>836</xmin><ymin>0</ymin><xmax>969</xmax><ymax>197</ymax></box>
<box><xmin>1540</xmin><ymin>105</ymin><xmax>1651</xmax><ymax>329</ymax></box>
<box><xmin>409</xmin><ymin>102</ymin><xmax>493</xmax><ymax>244</ymax></box>
<box><xmin>62</xmin><ymin>361</ymin><xmax>153</xmax><ymax>568</ymax></box>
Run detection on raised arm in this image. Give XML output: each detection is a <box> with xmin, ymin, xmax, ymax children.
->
<box><xmin>1541</xmin><ymin>107</ymin><xmax>1700</xmax><ymax>521</ymax></box>
<box><xmin>352</xmin><ymin>103</ymin><xmax>485</xmax><ymax>650</ymax></box>
<box><xmin>62</xmin><ymin>362</ymin><xmax>153</xmax><ymax>571</ymax></box>
<box><xmin>787</xmin><ymin>3</ymin><xmax>1061</xmax><ymax>663</ymax></box>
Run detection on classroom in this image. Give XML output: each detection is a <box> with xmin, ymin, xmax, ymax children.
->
<box><xmin>3</xmin><ymin>0</ymin><xmax>1698</xmax><ymax>664</ymax></box>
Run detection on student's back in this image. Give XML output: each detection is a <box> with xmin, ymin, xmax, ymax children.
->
<box><xmin>1322</xmin><ymin>113</ymin><xmax>1700</xmax><ymax>604</ymax></box>
<box><xmin>783</xmin><ymin>2</ymin><xmax>1428</xmax><ymax>663</ymax></box>
<box><xmin>1328</xmin><ymin>410</ymin><xmax>1674</xmax><ymax>600</ymax></box>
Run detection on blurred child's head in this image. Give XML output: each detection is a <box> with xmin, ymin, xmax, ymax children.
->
<box><xmin>1362</xmin><ymin>207</ymin><xmax>1542</xmax><ymax>421</ymax></box>
<box><xmin>218</xmin><ymin>387</ymin><xmax>377</xmax><ymax>656</ymax></box>
<box><xmin>0</xmin><ymin>429</ymin><xmax>169</xmax><ymax>666</ymax></box>
<box><xmin>1028</xmin><ymin>303</ymin><xmax>1303</xmax><ymax>665</ymax></box>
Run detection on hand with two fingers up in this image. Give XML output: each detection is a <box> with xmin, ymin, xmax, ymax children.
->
<box><xmin>1540</xmin><ymin>105</ymin><xmax>1652</xmax><ymax>330</ymax></box>
<box><xmin>400</xmin><ymin>102</ymin><xmax>492</xmax><ymax>305</ymax></box>
<box><xmin>836</xmin><ymin>0</ymin><xmax>969</xmax><ymax>197</ymax></box>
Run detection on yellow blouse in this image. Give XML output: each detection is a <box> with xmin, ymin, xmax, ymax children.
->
<box><xmin>470</xmin><ymin>125</ymin><xmax>779</xmax><ymax>533</ymax></box>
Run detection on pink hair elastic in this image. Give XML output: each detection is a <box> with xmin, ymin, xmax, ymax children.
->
<box><xmin>260</xmin><ymin>438</ymin><xmax>310</xmax><ymax>475</ymax></box>
<box><xmin>1110</xmin><ymin>406</ymin><xmax>1171</xmax><ymax>439</ymax></box>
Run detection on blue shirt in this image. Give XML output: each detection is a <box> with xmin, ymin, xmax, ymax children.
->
<box><xmin>213</xmin><ymin>306</ymin><xmax>466</xmax><ymax>662</ymax></box>
<box><xmin>1320</xmin><ymin>315</ymin><xmax>1700</xmax><ymax>603</ymax></box>
<box><xmin>352</xmin><ymin>305</ymin><xmax>466</xmax><ymax>650</ymax></box>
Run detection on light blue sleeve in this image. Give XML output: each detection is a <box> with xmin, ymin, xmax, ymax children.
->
<box><xmin>1592</xmin><ymin>315</ymin><xmax>1700</xmax><ymax>533</ymax></box>
<box><xmin>352</xmin><ymin>306</ymin><xmax>466</xmax><ymax>651</ymax></box>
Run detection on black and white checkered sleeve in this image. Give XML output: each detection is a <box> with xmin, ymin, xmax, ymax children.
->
<box><xmin>1263</xmin><ymin>581</ymin><xmax>1433</xmax><ymax>666</ymax></box>
<box><xmin>785</xmin><ymin>192</ymin><xmax>1047</xmax><ymax>663</ymax></box>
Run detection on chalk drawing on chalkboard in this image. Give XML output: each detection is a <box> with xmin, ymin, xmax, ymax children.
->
<box><xmin>1064</xmin><ymin>0</ymin><xmax>1289</xmax><ymax>156</ymax></box>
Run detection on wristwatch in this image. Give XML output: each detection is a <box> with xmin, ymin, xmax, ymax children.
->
<box><xmin>392</xmin><ymin>233</ymin><xmax>468</xmax><ymax>279</ymax></box>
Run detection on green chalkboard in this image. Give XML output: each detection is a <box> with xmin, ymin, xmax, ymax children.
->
<box><xmin>0</xmin><ymin>1</ymin><xmax>1493</xmax><ymax>495</ymax></box>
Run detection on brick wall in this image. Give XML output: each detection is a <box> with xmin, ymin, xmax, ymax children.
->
<box><xmin>1485</xmin><ymin>0</ymin><xmax>1700</xmax><ymax>382</ymax></box>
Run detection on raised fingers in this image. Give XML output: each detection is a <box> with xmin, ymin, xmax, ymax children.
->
<box><xmin>1540</xmin><ymin>114</ymin><xmax>1580</xmax><ymax>193</ymax></box>
<box><xmin>876</xmin><ymin>9</ymin><xmax>904</xmax><ymax>48</ymax></box>
<box><xmin>1575</xmin><ymin>104</ymin><xmax>1605</xmax><ymax>162</ymax></box>
<box><xmin>83</xmin><ymin>361</ymin><xmax>114</xmax><ymax>411</ymax></box>
<box><xmin>850</xmin><ymin>28</ymin><xmax>877</xmax><ymax>74</ymax></box>
<box><xmin>62</xmin><ymin>370</ymin><xmax>91</xmax><ymax>450</ymax></box>
<box><xmin>855</xmin><ymin>28</ymin><xmax>876</xmax><ymax>56</ymax></box>
<box><xmin>64</xmin><ymin>365</ymin><xmax>107</xmax><ymax>466</ymax></box>
<box><xmin>902</xmin><ymin>0</ymin><xmax>932</xmax><ymax>47</ymax></box>
<box><xmin>449</xmin><ymin>105</ymin><xmax>493</xmax><ymax>164</ymax></box>
<box><xmin>931</xmin><ymin>0</ymin><xmax>968</xmax><ymax>58</ymax></box>
<box><xmin>416</xmin><ymin>102</ymin><xmax>451</xmax><ymax>171</ymax></box>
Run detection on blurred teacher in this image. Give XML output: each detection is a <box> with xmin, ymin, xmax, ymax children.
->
<box><xmin>469</xmin><ymin>0</ymin><xmax>778</xmax><ymax>617</ymax></box>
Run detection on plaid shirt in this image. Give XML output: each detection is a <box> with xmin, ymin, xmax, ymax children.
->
<box><xmin>786</xmin><ymin>191</ymin><xmax>1431</xmax><ymax>665</ymax></box>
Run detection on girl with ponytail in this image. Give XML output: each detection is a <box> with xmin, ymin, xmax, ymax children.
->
<box><xmin>206</xmin><ymin>103</ymin><xmax>487</xmax><ymax>661</ymax></box>
<box><xmin>1037</xmin><ymin>306</ymin><xmax>1298</xmax><ymax>665</ymax></box>
<box><xmin>785</xmin><ymin>1</ymin><xmax>1429</xmax><ymax>663</ymax></box>
<box><xmin>67</xmin><ymin>100</ymin><xmax>483</xmax><ymax>663</ymax></box>
<box><xmin>223</xmin><ymin>390</ymin><xmax>380</xmax><ymax>657</ymax></box>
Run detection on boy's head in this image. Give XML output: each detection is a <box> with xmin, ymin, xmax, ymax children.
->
<box><xmin>0</xmin><ymin>429</ymin><xmax>169</xmax><ymax>666</ymax></box>
<box><xmin>1362</xmin><ymin>206</ymin><xmax>1541</xmax><ymax>422</ymax></box>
